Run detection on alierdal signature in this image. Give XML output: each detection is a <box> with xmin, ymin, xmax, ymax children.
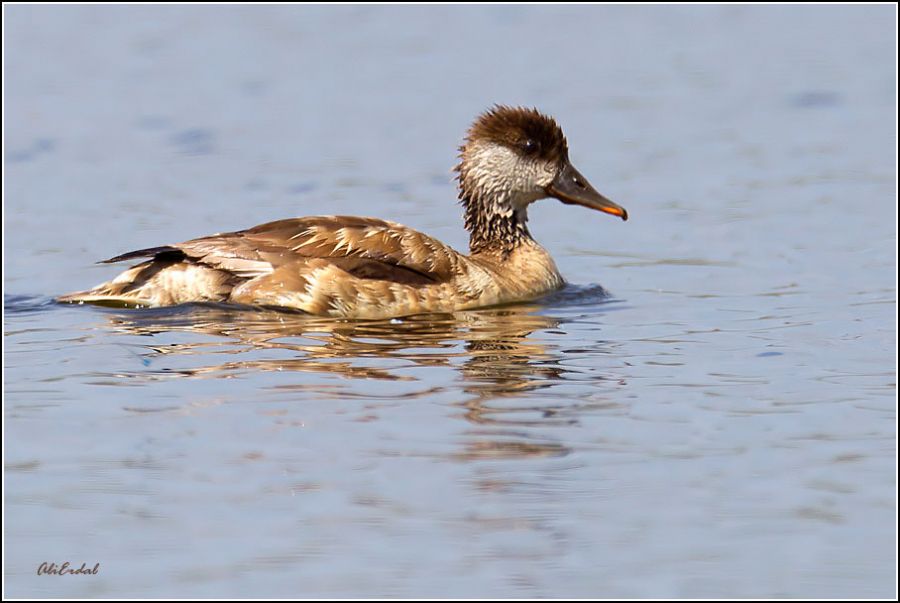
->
<box><xmin>36</xmin><ymin>562</ymin><xmax>100</xmax><ymax>576</ymax></box>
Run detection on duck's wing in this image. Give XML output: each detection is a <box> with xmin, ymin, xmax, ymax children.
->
<box><xmin>101</xmin><ymin>215</ymin><xmax>466</xmax><ymax>285</ymax></box>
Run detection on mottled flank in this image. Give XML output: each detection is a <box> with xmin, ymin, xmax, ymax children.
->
<box><xmin>60</xmin><ymin>106</ymin><xmax>625</xmax><ymax>318</ymax></box>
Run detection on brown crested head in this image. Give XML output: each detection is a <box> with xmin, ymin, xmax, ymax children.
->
<box><xmin>462</xmin><ymin>105</ymin><xmax>569</xmax><ymax>165</ymax></box>
<box><xmin>455</xmin><ymin>105</ymin><xmax>628</xmax><ymax>232</ymax></box>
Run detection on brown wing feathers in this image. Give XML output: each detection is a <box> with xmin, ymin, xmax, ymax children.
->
<box><xmin>97</xmin><ymin>216</ymin><xmax>460</xmax><ymax>289</ymax></box>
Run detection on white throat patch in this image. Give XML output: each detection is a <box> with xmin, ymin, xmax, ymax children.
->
<box><xmin>462</xmin><ymin>141</ymin><xmax>555</xmax><ymax>211</ymax></box>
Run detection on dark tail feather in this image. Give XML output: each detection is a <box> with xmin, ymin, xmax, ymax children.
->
<box><xmin>100</xmin><ymin>246</ymin><xmax>182</xmax><ymax>264</ymax></box>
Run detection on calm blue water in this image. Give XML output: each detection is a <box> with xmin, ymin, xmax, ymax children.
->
<box><xmin>5</xmin><ymin>4</ymin><xmax>896</xmax><ymax>598</ymax></box>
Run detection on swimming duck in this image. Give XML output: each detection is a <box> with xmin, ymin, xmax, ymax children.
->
<box><xmin>59</xmin><ymin>106</ymin><xmax>627</xmax><ymax>319</ymax></box>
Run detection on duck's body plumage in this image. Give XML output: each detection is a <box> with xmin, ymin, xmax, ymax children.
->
<box><xmin>60</xmin><ymin>106</ymin><xmax>626</xmax><ymax>318</ymax></box>
<box><xmin>59</xmin><ymin>215</ymin><xmax>564</xmax><ymax>319</ymax></box>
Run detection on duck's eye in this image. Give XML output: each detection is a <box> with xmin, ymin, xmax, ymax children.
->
<box><xmin>522</xmin><ymin>139</ymin><xmax>539</xmax><ymax>155</ymax></box>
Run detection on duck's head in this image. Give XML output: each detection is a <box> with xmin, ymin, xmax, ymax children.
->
<box><xmin>456</xmin><ymin>106</ymin><xmax>628</xmax><ymax>225</ymax></box>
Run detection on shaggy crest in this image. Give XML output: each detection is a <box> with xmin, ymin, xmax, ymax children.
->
<box><xmin>462</xmin><ymin>105</ymin><xmax>569</xmax><ymax>163</ymax></box>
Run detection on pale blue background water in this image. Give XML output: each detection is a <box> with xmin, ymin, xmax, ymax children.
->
<box><xmin>4</xmin><ymin>4</ymin><xmax>896</xmax><ymax>598</ymax></box>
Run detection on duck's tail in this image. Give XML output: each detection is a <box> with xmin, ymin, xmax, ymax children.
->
<box><xmin>57</xmin><ymin>260</ymin><xmax>167</xmax><ymax>307</ymax></box>
<box><xmin>58</xmin><ymin>258</ymin><xmax>235</xmax><ymax>308</ymax></box>
<box><xmin>56</xmin><ymin>290</ymin><xmax>155</xmax><ymax>308</ymax></box>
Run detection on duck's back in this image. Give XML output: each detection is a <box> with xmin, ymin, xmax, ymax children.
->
<box><xmin>58</xmin><ymin>216</ymin><xmax>519</xmax><ymax>318</ymax></box>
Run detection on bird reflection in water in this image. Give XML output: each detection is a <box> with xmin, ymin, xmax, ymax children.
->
<box><xmin>98</xmin><ymin>301</ymin><xmax>618</xmax><ymax>460</ymax></box>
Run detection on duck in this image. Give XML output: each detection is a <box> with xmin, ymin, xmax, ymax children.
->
<box><xmin>58</xmin><ymin>106</ymin><xmax>627</xmax><ymax>319</ymax></box>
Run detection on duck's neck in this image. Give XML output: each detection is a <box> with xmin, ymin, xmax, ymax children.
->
<box><xmin>456</xmin><ymin>142</ymin><xmax>546</xmax><ymax>256</ymax></box>
<box><xmin>461</xmin><ymin>192</ymin><xmax>533</xmax><ymax>256</ymax></box>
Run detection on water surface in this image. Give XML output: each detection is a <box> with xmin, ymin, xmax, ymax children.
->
<box><xmin>4</xmin><ymin>4</ymin><xmax>896</xmax><ymax>598</ymax></box>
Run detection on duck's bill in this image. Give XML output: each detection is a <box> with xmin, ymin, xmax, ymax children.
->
<box><xmin>548</xmin><ymin>163</ymin><xmax>628</xmax><ymax>221</ymax></box>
